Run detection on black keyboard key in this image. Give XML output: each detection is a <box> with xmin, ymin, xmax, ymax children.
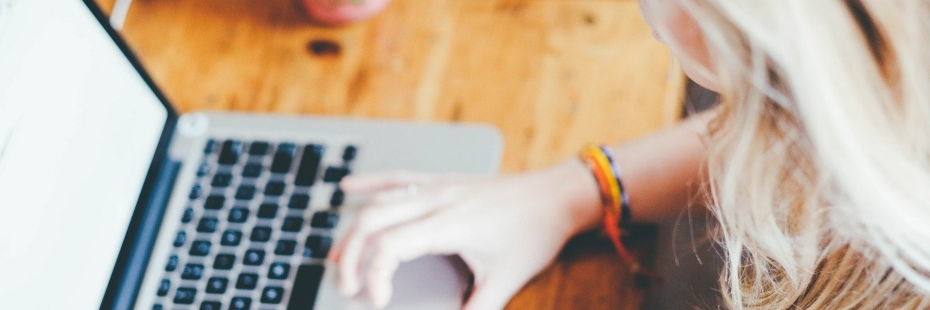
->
<box><xmin>214</xmin><ymin>253</ymin><xmax>236</xmax><ymax>270</ymax></box>
<box><xmin>323</xmin><ymin>166</ymin><xmax>351</xmax><ymax>183</ymax></box>
<box><xmin>190</xmin><ymin>240</ymin><xmax>212</xmax><ymax>256</ymax></box>
<box><xmin>261</xmin><ymin>286</ymin><xmax>284</xmax><ymax>304</ymax></box>
<box><xmin>181</xmin><ymin>207</ymin><xmax>194</xmax><ymax>223</ymax></box>
<box><xmin>286</xmin><ymin>265</ymin><xmax>325</xmax><ymax>310</ymax></box>
<box><xmin>206</xmin><ymin>277</ymin><xmax>229</xmax><ymax>294</ymax></box>
<box><xmin>173</xmin><ymin>231</ymin><xmax>186</xmax><ymax>247</ymax></box>
<box><xmin>157</xmin><ymin>279</ymin><xmax>170</xmax><ymax>296</ymax></box>
<box><xmin>294</xmin><ymin>144</ymin><xmax>323</xmax><ymax>186</ymax></box>
<box><xmin>249</xmin><ymin>141</ymin><xmax>270</xmax><ymax>156</ymax></box>
<box><xmin>174</xmin><ymin>287</ymin><xmax>197</xmax><ymax>304</ymax></box>
<box><xmin>204</xmin><ymin>139</ymin><xmax>217</xmax><ymax>154</ymax></box>
<box><xmin>189</xmin><ymin>185</ymin><xmax>202</xmax><ymax>200</ymax></box>
<box><xmin>304</xmin><ymin>235</ymin><xmax>332</xmax><ymax>259</ymax></box>
<box><xmin>342</xmin><ymin>145</ymin><xmax>357</xmax><ymax>161</ymax></box>
<box><xmin>165</xmin><ymin>255</ymin><xmax>179</xmax><ymax>272</ymax></box>
<box><xmin>197</xmin><ymin>217</ymin><xmax>218</xmax><ymax>233</ymax></box>
<box><xmin>274</xmin><ymin>240</ymin><xmax>297</xmax><ymax>256</ymax></box>
<box><xmin>229</xmin><ymin>297</ymin><xmax>251</xmax><ymax>310</ymax></box>
<box><xmin>264</xmin><ymin>181</ymin><xmax>285</xmax><ymax>196</ymax></box>
<box><xmin>330</xmin><ymin>188</ymin><xmax>345</xmax><ymax>207</ymax></box>
<box><xmin>181</xmin><ymin>264</ymin><xmax>205</xmax><ymax>280</ymax></box>
<box><xmin>241</xmin><ymin>163</ymin><xmax>262</xmax><ymax>178</ymax></box>
<box><xmin>250</xmin><ymin>226</ymin><xmax>272</xmax><ymax>242</ymax></box>
<box><xmin>243</xmin><ymin>249</ymin><xmax>265</xmax><ymax>265</ymax></box>
<box><xmin>288</xmin><ymin>194</ymin><xmax>310</xmax><ymax>209</ymax></box>
<box><xmin>235</xmin><ymin>185</ymin><xmax>256</xmax><ymax>200</ymax></box>
<box><xmin>211</xmin><ymin>173</ymin><xmax>233</xmax><ymax>188</ymax></box>
<box><xmin>268</xmin><ymin>263</ymin><xmax>291</xmax><ymax>280</ymax></box>
<box><xmin>221</xmin><ymin>230</ymin><xmax>242</xmax><ymax>246</ymax></box>
<box><xmin>228</xmin><ymin>207</ymin><xmax>249</xmax><ymax>223</ymax></box>
<box><xmin>257</xmin><ymin>203</ymin><xmax>278</xmax><ymax>219</ymax></box>
<box><xmin>153</xmin><ymin>304</ymin><xmax>163</xmax><ymax>310</ymax></box>
<box><xmin>281</xmin><ymin>216</ymin><xmax>303</xmax><ymax>232</ymax></box>
<box><xmin>310</xmin><ymin>212</ymin><xmax>339</xmax><ymax>229</ymax></box>
<box><xmin>204</xmin><ymin>195</ymin><xmax>225</xmax><ymax>210</ymax></box>
<box><xmin>236</xmin><ymin>273</ymin><xmax>259</xmax><ymax>290</ymax></box>
<box><xmin>196</xmin><ymin>162</ymin><xmax>210</xmax><ymax>178</ymax></box>
<box><xmin>270</xmin><ymin>144</ymin><xmax>296</xmax><ymax>173</ymax></box>
<box><xmin>218</xmin><ymin>140</ymin><xmax>243</xmax><ymax>165</ymax></box>
<box><xmin>199</xmin><ymin>301</ymin><xmax>221</xmax><ymax>310</ymax></box>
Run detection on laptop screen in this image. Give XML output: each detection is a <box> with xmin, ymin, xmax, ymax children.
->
<box><xmin>0</xmin><ymin>0</ymin><xmax>168</xmax><ymax>308</ymax></box>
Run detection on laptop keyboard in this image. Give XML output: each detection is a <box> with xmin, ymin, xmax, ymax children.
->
<box><xmin>152</xmin><ymin>139</ymin><xmax>357</xmax><ymax>310</ymax></box>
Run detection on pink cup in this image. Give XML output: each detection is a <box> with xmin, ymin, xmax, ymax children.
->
<box><xmin>302</xmin><ymin>0</ymin><xmax>393</xmax><ymax>26</ymax></box>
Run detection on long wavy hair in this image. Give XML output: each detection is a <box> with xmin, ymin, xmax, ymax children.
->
<box><xmin>657</xmin><ymin>0</ymin><xmax>930</xmax><ymax>308</ymax></box>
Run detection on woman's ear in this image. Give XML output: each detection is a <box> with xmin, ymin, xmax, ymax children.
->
<box><xmin>640</xmin><ymin>0</ymin><xmax>720</xmax><ymax>92</ymax></box>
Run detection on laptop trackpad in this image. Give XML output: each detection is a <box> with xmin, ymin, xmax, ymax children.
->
<box><xmin>316</xmin><ymin>255</ymin><xmax>471</xmax><ymax>309</ymax></box>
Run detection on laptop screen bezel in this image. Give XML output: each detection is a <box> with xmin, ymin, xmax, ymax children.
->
<box><xmin>78</xmin><ymin>0</ymin><xmax>181</xmax><ymax>308</ymax></box>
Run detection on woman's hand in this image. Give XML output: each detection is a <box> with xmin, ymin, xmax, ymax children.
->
<box><xmin>328</xmin><ymin>160</ymin><xmax>602</xmax><ymax>310</ymax></box>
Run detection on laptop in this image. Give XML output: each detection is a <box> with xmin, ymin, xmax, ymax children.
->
<box><xmin>0</xmin><ymin>0</ymin><xmax>502</xmax><ymax>309</ymax></box>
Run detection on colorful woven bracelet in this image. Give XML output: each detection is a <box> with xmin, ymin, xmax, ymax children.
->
<box><xmin>579</xmin><ymin>145</ymin><xmax>662</xmax><ymax>287</ymax></box>
<box><xmin>599</xmin><ymin>146</ymin><xmax>632</xmax><ymax>230</ymax></box>
<box><xmin>578</xmin><ymin>146</ymin><xmax>636</xmax><ymax>266</ymax></box>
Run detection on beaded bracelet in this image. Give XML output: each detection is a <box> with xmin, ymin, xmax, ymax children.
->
<box><xmin>579</xmin><ymin>146</ymin><xmax>642</xmax><ymax>276</ymax></box>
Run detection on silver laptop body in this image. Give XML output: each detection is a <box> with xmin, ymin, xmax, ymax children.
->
<box><xmin>0</xmin><ymin>0</ymin><xmax>502</xmax><ymax>309</ymax></box>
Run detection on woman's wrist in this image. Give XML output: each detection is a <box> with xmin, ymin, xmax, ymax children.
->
<box><xmin>542</xmin><ymin>158</ymin><xmax>605</xmax><ymax>235</ymax></box>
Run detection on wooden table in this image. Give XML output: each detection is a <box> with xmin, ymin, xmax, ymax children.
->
<box><xmin>95</xmin><ymin>0</ymin><xmax>683</xmax><ymax>308</ymax></box>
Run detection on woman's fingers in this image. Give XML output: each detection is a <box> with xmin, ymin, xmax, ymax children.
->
<box><xmin>364</xmin><ymin>217</ymin><xmax>457</xmax><ymax>308</ymax></box>
<box><xmin>340</xmin><ymin>171</ymin><xmax>435</xmax><ymax>194</ymax></box>
<box><xmin>329</xmin><ymin>187</ymin><xmax>422</xmax><ymax>263</ymax></box>
<box><xmin>331</xmin><ymin>189</ymin><xmax>446</xmax><ymax>296</ymax></box>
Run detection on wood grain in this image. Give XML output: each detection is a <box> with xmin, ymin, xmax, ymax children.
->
<box><xmin>95</xmin><ymin>0</ymin><xmax>682</xmax><ymax>308</ymax></box>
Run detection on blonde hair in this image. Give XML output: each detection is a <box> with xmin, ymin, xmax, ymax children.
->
<box><xmin>658</xmin><ymin>0</ymin><xmax>930</xmax><ymax>308</ymax></box>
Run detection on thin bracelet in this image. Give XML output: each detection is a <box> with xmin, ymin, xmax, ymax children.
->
<box><xmin>588</xmin><ymin>149</ymin><xmax>622</xmax><ymax>214</ymax></box>
<box><xmin>579</xmin><ymin>145</ymin><xmax>660</xmax><ymax>287</ymax></box>
<box><xmin>581</xmin><ymin>156</ymin><xmax>614</xmax><ymax>210</ymax></box>
<box><xmin>579</xmin><ymin>147</ymin><xmax>635</xmax><ymax>265</ymax></box>
<box><xmin>599</xmin><ymin>146</ymin><xmax>632</xmax><ymax>229</ymax></box>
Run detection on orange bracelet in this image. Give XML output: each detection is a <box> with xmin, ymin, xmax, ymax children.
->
<box><xmin>580</xmin><ymin>146</ymin><xmax>621</xmax><ymax>213</ymax></box>
<box><xmin>579</xmin><ymin>147</ymin><xmax>635</xmax><ymax>266</ymax></box>
<box><xmin>581</xmin><ymin>155</ymin><xmax>615</xmax><ymax>209</ymax></box>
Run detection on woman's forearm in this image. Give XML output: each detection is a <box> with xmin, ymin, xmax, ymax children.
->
<box><xmin>560</xmin><ymin>109</ymin><xmax>716</xmax><ymax>232</ymax></box>
<box><xmin>609</xmin><ymin>109</ymin><xmax>714</xmax><ymax>223</ymax></box>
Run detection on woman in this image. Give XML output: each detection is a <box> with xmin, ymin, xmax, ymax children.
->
<box><xmin>330</xmin><ymin>0</ymin><xmax>930</xmax><ymax>308</ymax></box>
